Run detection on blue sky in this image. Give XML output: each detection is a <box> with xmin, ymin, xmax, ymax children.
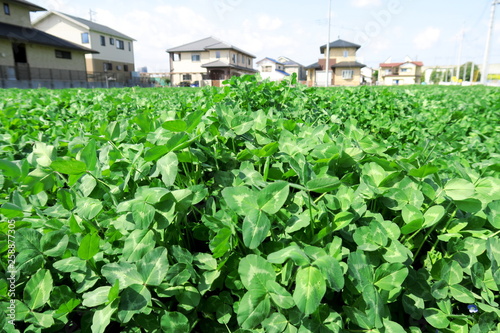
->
<box><xmin>32</xmin><ymin>0</ymin><xmax>500</xmax><ymax>72</ymax></box>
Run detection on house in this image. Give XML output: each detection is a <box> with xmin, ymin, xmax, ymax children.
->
<box><xmin>33</xmin><ymin>11</ymin><xmax>135</xmax><ymax>83</ymax></box>
<box><xmin>167</xmin><ymin>36</ymin><xmax>257</xmax><ymax>87</ymax></box>
<box><xmin>378</xmin><ymin>56</ymin><xmax>424</xmax><ymax>85</ymax></box>
<box><xmin>0</xmin><ymin>0</ymin><xmax>96</xmax><ymax>83</ymax></box>
<box><xmin>305</xmin><ymin>39</ymin><xmax>366</xmax><ymax>86</ymax></box>
<box><xmin>256</xmin><ymin>57</ymin><xmax>290</xmax><ymax>81</ymax></box>
<box><xmin>277</xmin><ymin>56</ymin><xmax>306</xmax><ymax>81</ymax></box>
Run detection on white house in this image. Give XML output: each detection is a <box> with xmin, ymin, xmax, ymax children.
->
<box><xmin>33</xmin><ymin>11</ymin><xmax>135</xmax><ymax>83</ymax></box>
<box><xmin>256</xmin><ymin>57</ymin><xmax>290</xmax><ymax>81</ymax></box>
<box><xmin>378</xmin><ymin>56</ymin><xmax>424</xmax><ymax>85</ymax></box>
<box><xmin>167</xmin><ymin>36</ymin><xmax>257</xmax><ymax>87</ymax></box>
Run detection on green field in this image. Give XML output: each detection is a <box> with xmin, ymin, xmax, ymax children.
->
<box><xmin>1</xmin><ymin>75</ymin><xmax>499</xmax><ymax>332</ymax></box>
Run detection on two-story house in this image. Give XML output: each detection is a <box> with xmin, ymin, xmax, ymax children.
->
<box><xmin>0</xmin><ymin>0</ymin><xmax>96</xmax><ymax>82</ymax></box>
<box><xmin>378</xmin><ymin>56</ymin><xmax>424</xmax><ymax>85</ymax></box>
<box><xmin>305</xmin><ymin>39</ymin><xmax>366</xmax><ymax>86</ymax></box>
<box><xmin>256</xmin><ymin>57</ymin><xmax>290</xmax><ymax>81</ymax></box>
<box><xmin>277</xmin><ymin>56</ymin><xmax>306</xmax><ymax>81</ymax></box>
<box><xmin>33</xmin><ymin>11</ymin><xmax>135</xmax><ymax>83</ymax></box>
<box><xmin>167</xmin><ymin>36</ymin><xmax>257</xmax><ymax>87</ymax></box>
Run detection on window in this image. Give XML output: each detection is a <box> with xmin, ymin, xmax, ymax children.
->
<box><xmin>55</xmin><ymin>50</ymin><xmax>72</xmax><ymax>59</ymax></box>
<box><xmin>109</xmin><ymin>37</ymin><xmax>114</xmax><ymax>45</ymax></box>
<box><xmin>173</xmin><ymin>53</ymin><xmax>181</xmax><ymax>61</ymax></box>
<box><xmin>401</xmin><ymin>68</ymin><xmax>409</xmax><ymax>72</ymax></box>
<box><xmin>215</xmin><ymin>51</ymin><xmax>221</xmax><ymax>59</ymax></box>
<box><xmin>124</xmin><ymin>65</ymin><xmax>129</xmax><ymax>72</ymax></box>
<box><xmin>81</xmin><ymin>32</ymin><xmax>89</xmax><ymax>44</ymax></box>
<box><xmin>116</xmin><ymin>40</ymin><xmax>124</xmax><ymax>50</ymax></box>
<box><xmin>191</xmin><ymin>53</ymin><xmax>200</xmax><ymax>62</ymax></box>
<box><xmin>182</xmin><ymin>74</ymin><xmax>192</xmax><ymax>81</ymax></box>
<box><xmin>116</xmin><ymin>65</ymin><xmax>122</xmax><ymax>71</ymax></box>
<box><xmin>232</xmin><ymin>54</ymin><xmax>236</xmax><ymax>63</ymax></box>
<box><xmin>100</xmin><ymin>35</ymin><xmax>106</xmax><ymax>46</ymax></box>
<box><xmin>262</xmin><ymin>66</ymin><xmax>272</xmax><ymax>72</ymax></box>
<box><xmin>128</xmin><ymin>42</ymin><xmax>131</xmax><ymax>51</ymax></box>
<box><xmin>4</xmin><ymin>3</ymin><xmax>10</xmax><ymax>15</ymax></box>
<box><xmin>342</xmin><ymin>70</ymin><xmax>354</xmax><ymax>79</ymax></box>
<box><xmin>343</xmin><ymin>50</ymin><xmax>349</xmax><ymax>57</ymax></box>
<box><xmin>248</xmin><ymin>58</ymin><xmax>251</xmax><ymax>66</ymax></box>
<box><xmin>104</xmin><ymin>63</ymin><xmax>112</xmax><ymax>71</ymax></box>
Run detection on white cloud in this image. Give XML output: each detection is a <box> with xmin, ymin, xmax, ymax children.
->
<box><xmin>258</xmin><ymin>15</ymin><xmax>283</xmax><ymax>31</ymax></box>
<box><xmin>414</xmin><ymin>27</ymin><xmax>441</xmax><ymax>50</ymax></box>
<box><xmin>351</xmin><ymin>0</ymin><xmax>382</xmax><ymax>8</ymax></box>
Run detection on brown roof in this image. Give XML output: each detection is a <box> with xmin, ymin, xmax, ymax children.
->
<box><xmin>380</xmin><ymin>61</ymin><xmax>424</xmax><ymax>68</ymax></box>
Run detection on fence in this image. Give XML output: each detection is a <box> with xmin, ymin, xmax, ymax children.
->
<box><xmin>0</xmin><ymin>65</ymin><xmax>152</xmax><ymax>89</ymax></box>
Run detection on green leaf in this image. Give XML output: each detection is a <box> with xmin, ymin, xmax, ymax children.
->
<box><xmin>122</xmin><ymin>229</ymin><xmax>155</xmax><ymax>261</ymax></box>
<box><xmin>312</xmin><ymin>255</ymin><xmax>344</xmax><ymax>292</ymax></box>
<box><xmin>0</xmin><ymin>159</ymin><xmax>21</xmax><ymax>178</ymax></box>
<box><xmin>161</xmin><ymin>311</ymin><xmax>190</xmax><ymax>333</ymax></box>
<box><xmin>53</xmin><ymin>257</ymin><xmax>86</xmax><ymax>273</ymax></box>
<box><xmin>80</xmin><ymin>139</ymin><xmax>97</xmax><ymax>171</ymax></box>
<box><xmin>222</xmin><ymin>186</ymin><xmax>258</xmax><ymax>215</ymax></box>
<box><xmin>401</xmin><ymin>204</ymin><xmax>424</xmax><ymax>234</ymax></box>
<box><xmin>423</xmin><ymin>205</ymin><xmax>446</xmax><ymax>228</ymax></box>
<box><xmin>237</xmin><ymin>290</ymin><xmax>271</xmax><ymax>329</ymax></box>
<box><xmin>305</xmin><ymin>177</ymin><xmax>340</xmax><ymax>193</ymax></box>
<box><xmin>486</xmin><ymin>201</ymin><xmax>500</xmax><ymax>228</ymax></box>
<box><xmin>23</xmin><ymin>269</ymin><xmax>53</xmax><ymax>310</ymax></box>
<box><xmin>82</xmin><ymin>286</ymin><xmax>111</xmax><ymax>307</ymax></box>
<box><xmin>423</xmin><ymin>308</ymin><xmax>450</xmax><ymax>329</ymax></box>
<box><xmin>265</xmin><ymin>280</ymin><xmax>294</xmax><ymax>309</ymax></box>
<box><xmin>242</xmin><ymin>209</ymin><xmax>271</xmax><ymax>249</ymax></box>
<box><xmin>40</xmin><ymin>230</ymin><xmax>69</xmax><ymax>257</ymax></box>
<box><xmin>444</xmin><ymin>178</ymin><xmax>475</xmax><ymax>201</ymax></box>
<box><xmin>382</xmin><ymin>319</ymin><xmax>407</xmax><ymax>333</ymax></box>
<box><xmin>238</xmin><ymin>254</ymin><xmax>275</xmax><ymax>291</ymax></box>
<box><xmin>131</xmin><ymin>202</ymin><xmax>156</xmax><ymax>229</ymax></box>
<box><xmin>261</xmin><ymin>312</ymin><xmax>289</xmax><ymax>333</ymax></box>
<box><xmin>119</xmin><ymin>284</ymin><xmax>151</xmax><ymax>311</ymax></box>
<box><xmin>333</xmin><ymin>211</ymin><xmax>354</xmax><ymax>231</ymax></box>
<box><xmin>210</xmin><ymin>227</ymin><xmax>232</xmax><ymax>258</ymax></box>
<box><xmin>157</xmin><ymin>152</ymin><xmax>178</xmax><ymax>187</ymax></box>
<box><xmin>475</xmin><ymin>177</ymin><xmax>500</xmax><ymax>202</ymax></box>
<box><xmin>293</xmin><ymin>266</ymin><xmax>326</xmax><ymax>316</ymax></box>
<box><xmin>75</xmin><ymin>197</ymin><xmax>103</xmax><ymax>220</ymax></box>
<box><xmin>267</xmin><ymin>244</ymin><xmax>311</xmax><ymax>266</ymax></box>
<box><xmin>374</xmin><ymin>263</ymin><xmax>409</xmax><ymax>291</ymax></box>
<box><xmin>162</xmin><ymin>120</ymin><xmax>187</xmax><ymax>132</ymax></box>
<box><xmin>137</xmin><ymin>247</ymin><xmax>169</xmax><ymax>286</ymax></box>
<box><xmin>101</xmin><ymin>262</ymin><xmax>143</xmax><ymax>289</ymax></box>
<box><xmin>257</xmin><ymin>181</ymin><xmax>289</xmax><ymax>214</ymax></box>
<box><xmin>50</xmin><ymin>159</ymin><xmax>87</xmax><ymax>175</ymax></box>
<box><xmin>409</xmin><ymin>164</ymin><xmax>439</xmax><ymax>178</ymax></box>
<box><xmin>77</xmin><ymin>233</ymin><xmax>101</xmax><ymax>260</ymax></box>
<box><xmin>57</xmin><ymin>189</ymin><xmax>75</xmax><ymax>210</ymax></box>
<box><xmin>91</xmin><ymin>299</ymin><xmax>118</xmax><ymax>333</ymax></box>
<box><xmin>449</xmin><ymin>284</ymin><xmax>475</xmax><ymax>303</ymax></box>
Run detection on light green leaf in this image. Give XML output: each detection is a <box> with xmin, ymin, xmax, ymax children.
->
<box><xmin>210</xmin><ymin>227</ymin><xmax>232</xmax><ymax>258</ymax></box>
<box><xmin>91</xmin><ymin>299</ymin><xmax>118</xmax><ymax>333</ymax></box>
<box><xmin>162</xmin><ymin>120</ymin><xmax>187</xmax><ymax>132</ymax></box>
<box><xmin>261</xmin><ymin>312</ymin><xmax>288</xmax><ymax>333</ymax></box>
<box><xmin>257</xmin><ymin>181</ymin><xmax>289</xmax><ymax>214</ymax></box>
<box><xmin>50</xmin><ymin>159</ymin><xmax>87</xmax><ymax>175</ymax></box>
<box><xmin>131</xmin><ymin>202</ymin><xmax>156</xmax><ymax>229</ymax></box>
<box><xmin>267</xmin><ymin>244</ymin><xmax>310</xmax><ymax>266</ymax></box>
<box><xmin>77</xmin><ymin>233</ymin><xmax>101</xmax><ymax>260</ymax></box>
<box><xmin>444</xmin><ymin>178</ymin><xmax>475</xmax><ymax>201</ymax></box>
<box><xmin>305</xmin><ymin>177</ymin><xmax>340</xmax><ymax>193</ymax></box>
<box><xmin>137</xmin><ymin>247</ymin><xmax>169</xmax><ymax>286</ymax></box>
<box><xmin>101</xmin><ymin>262</ymin><xmax>144</xmax><ymax>289</ymax></box>
<box><xmin>374</xmin><ymin>263</ymin><xmax>409</xmax><ymax>291</ymax></box>
<box><xmin>23</xmin><ymin>269</ymin><xmax>53</xmax><ymax>310</ymax></box>
<box><xmin>265</xmin><ymin>280</ymin><xmax>294</xmax><ymax>309</ymax></box>
<box><xmin>237</xmin><ymin>290</ymin><xmax>271</xmax><ymax>329</ymax></box>
<box><xmin>423</xmin><ymin>205</ymin><xmax>446</xmax><ymax>228</ymax></box>
<box><xmin>82</xmin><ymin>286</ymin><xmax>111</xmax><ymax>307</ymax></box>
<box><xmin>222</xmin><ymin>186</ymin><xmax>258</xmax><ymax>215</ymax></box>
<box><xmin>423</xmin><ymin>308</ymin><xmax>450</xmax><ymax>329</ymax></box>
<box><xmin>409</xmin><ymin>164</ymin><xmax>439</xmax><ymax>178</ymax></box>
<box><xmin>157</xmin><ymin>152</ymin><xmax>178</xmax><ymax>187</ymax></box>
<box><xmin>238</xmin><ymin>254</ymin><xmax>275</xmax><ymax>291</ymax></box>
<box><xmin>242</xmin><ymin>209</ymin><xmax>271</xmax><ymax>249</ymax></box>
<box><xmin>449</xmin><ymin>284</ymin><xmax>475</xmax><ymax>303</ymax></box>
<box><xmin>119</xmin><ymin>284</ymin><xmax>151</xmax><ymax>311</ymax></box>
<box><xmin>333</xmin><ymin>211</ymin><xmax>354</xmax><ymax>231</ymax></box>
<box><xmin>293</xmin><ymin>266</ymin><xmax>326</xmax><ymax>316</ymax></box>
<box><xmin>312</xmin><ymin>255</ymin><xmax>344</xmax><ymax>292</ymax></box>
<box><xmin>122</xmin><ymin>229</ymin><xmax>155</xmax><ymax>261</ymax></box>
<box><xmin>75</xmin><ymin>197</ymin><xmax>103</xmax><ymax>220</ymax></box>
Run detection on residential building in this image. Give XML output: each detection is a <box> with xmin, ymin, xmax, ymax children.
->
<box><xmin>378</xmin><ymin>56</ymin><xmax>424</xmax><ymax>85</ymax></box>
<box><xmin>256</xmin><ymin>57</ymin><xmax>290</xmax><ymax>81</ymax></box>
<box><xmin>33</xmin><ymin>11</ymin><xmax>135</xmax><ymax>83</ymax></box>
<box><xmin>277</xmin><ymin>56</ymin><xmax>306</xmax><ymax>81</ymax></box>
<box><xmin>167</xmin><ymin>36</ymin><xmax>257</xmax><ymax>87</ymax></box>
<box><xmin>305</xmin><ymin>39</ymin><xmax>366</xmax><ymax>86</ymax></box>
<box><xmin>0</xmin><ymin>0</ymin><xmax>96</xmax><ymax>83</ymax></box>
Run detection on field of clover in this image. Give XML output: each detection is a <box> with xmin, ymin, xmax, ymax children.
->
<box><xmin>0</xmin><ymin>74</ymin><xmax>499</xmax><ymax>332</ymax></box>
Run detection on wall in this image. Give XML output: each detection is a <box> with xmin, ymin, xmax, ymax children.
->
<box><xmin>27</xmin><ymin>44</ymin><xmax>87</xmax><ymax>70</ymax></box>
<box><xmin>0</xmin><ymin>39</ymin><xmax>14</xmax><ymax>66</ymax></box>
<box><xmin>327</xmin><ymin>48</ymin><xmax>357</xmax><ymax>62</ymax></box>
<box><xmin>87</xmin><ymin>31</ymin><xmax>134</xmax><ymax>63</ymax></box>
<box><xmin>334</xmin><ymin>68</ymin><xmax>361</xmax><ymax>86</ymax></box>
<box><xmin>2</xmin><ymin>1</ymin><xmax>32</xmax><ymax>27</ymax></box>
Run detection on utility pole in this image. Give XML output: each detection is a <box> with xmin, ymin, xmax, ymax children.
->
<box><xmin>469</xmin><ymin>60</ymin><xmax>475</xmax><ymax>83</ymax></box>
<box><xmin>456</xmin><ymin>27</ymin><xmax>464</xmax><ymax>85</ymax></box>
<box><xmin>89</xmin><ymin>9</ymin><xmax>97</xmax><ymax>22</ymax></box>
<box><xmin>481</xmin><ymin>0</ymin><xmax>500</xmax><ymax>85</ymax></box>
<box><xmin>325</xmin><ymin>0</ymin><xmax>332</xmax><ymax>87</ymax></box>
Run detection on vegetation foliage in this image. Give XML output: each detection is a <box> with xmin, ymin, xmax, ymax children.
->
<box><xmin>1</xmin><ymin>75</ymin><xmax>499</xmax><ymax>332</ymax></box>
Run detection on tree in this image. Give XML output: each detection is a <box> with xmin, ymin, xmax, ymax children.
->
<box><xmin>454</xmin><ymin>62</ymin><xmax>481</xmax><ymax>82</ymax></box>
<box><xmin>430</xmin><ymin>69</ymin><xmax>442</xmax><ymax>84</ymax></box>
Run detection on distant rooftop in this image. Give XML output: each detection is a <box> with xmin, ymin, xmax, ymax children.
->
<box><xmin>8</xmin><ymin>0</ymin><xmax>45</xmax><ymax>11</ymax></box>
<box><xmin>320</xmin><ymin>39</ymin><xmax>361</xmax><ymax>54</ymax></box>
<box><xmin>167</xmin><ymin>36</ymin><xmax>256</xmax><ymax>58</ymax></box>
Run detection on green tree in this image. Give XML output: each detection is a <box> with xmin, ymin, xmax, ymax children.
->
<box><xmin>454</xmin><ymin>62</ymin><xmax>481</xmax><ymax>82</ymax></box>
<box><xmin>430</xmin><ymin>69</ymin><xmax>442</xmax><ymax>84</ymax></box>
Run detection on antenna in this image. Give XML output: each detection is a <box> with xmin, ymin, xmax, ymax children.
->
<box><xmin>89</xmin><ymin>9</ymin><xmax>97</xmax><ymax>22</ymax></box>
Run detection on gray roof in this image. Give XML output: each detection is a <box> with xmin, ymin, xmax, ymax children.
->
<box><xmin>320</xmin><ymin>39</ymin><xmax>361</xmax><ymax>53</ymax></box>
<box><xmin>0</xmin><ymin>21</ymin><xmax>98</xmax><ymax>53</ymax></box>
<box><xmin>331</xmin><ymin>61</ymin><xmax>366</xmax><ymax>68</ymax></box>
<box><xmin>167</xmin><ymin>36</ymin><xmax>256</xmax><ymax>58</ymax></box>
<box><xmin>305</xmin><ymin>62</ymin><xmax>321</xmax><ymax>70</ymax></box>
<box><xmin>40</xmin><ymin>11</ymin><xmax>135</xmax><ymax>41</ymax></box>
<box><xmin>201</xmin><ymin>60</ymin><xmax>258</xmax><ymax>73</ymax></box>
<box><xmin>7</xmin><ymin>0</ymin><xmax>45</xmax><ymax>11</ymax></box>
